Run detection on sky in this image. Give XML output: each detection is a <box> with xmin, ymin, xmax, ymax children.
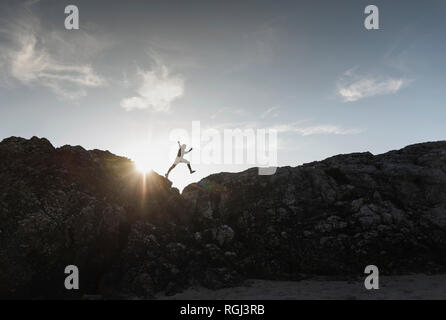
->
<box><xmin>1</xmin><ymin>0</ymin><xmax>446</xmax><ymax>191</ymax></box>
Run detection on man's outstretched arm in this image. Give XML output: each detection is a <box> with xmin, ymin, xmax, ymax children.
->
<box><xmin>185</xmin><ymin>147</ymin><xmax>193</xmax><ymax>154</ymax></box>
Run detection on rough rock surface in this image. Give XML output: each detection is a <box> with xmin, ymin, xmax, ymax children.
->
<box><xmin>0</xmin><ymin>137</ymin><xmax>186</xmax><ymax>298</ymax></box>
<box><xmin>1</xmin><ymin>137</ymin><xmax>445</xmax><ymax>298</ymax></box>
<box><xmin>183</xmin><ymin>142</ymin><xmax>446</xmax><ymax>281</ymax></box>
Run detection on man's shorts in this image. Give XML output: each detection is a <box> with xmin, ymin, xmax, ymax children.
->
<box><xmin>174</xmin><ymin>157</ymin><xmax>190</xmax><ymax>165</ymax></box>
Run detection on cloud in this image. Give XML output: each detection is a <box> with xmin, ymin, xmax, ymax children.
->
<box><xmin>337</xmin><ymin>68</ymin><xmax>411</xmax><ymax>102</ymax></box>
<box><xmin>0</xmin><ymin>3</ymin><xmax>105</xmax><ymax>99</ymax></box>
<box><xmin>260</xmin><ymin>105</ymin><xmax>280</xmax><ymax>119</ymax></box>
<box><xmin>204</xmin><ymin>120</ymin><xmax>361</xmax><ymax>136</ymax></box>
<box><xmin>210</xmin><ymin>107</ymin><xmax>245</xmax><ymax>119</ymax></box>
<box><xmin>271</xmin><ymin>123</ymin><xmax>362</xmax><ymax>136</ymax></box>
<box><xmin>120</xmin><ymin>64</ymin><xmax>184</xmax><ymax>112</ymax></box>
<box><xmin>210</xmin><ymin>105</ymin><xmax>279</xmax><ymax>121</ymax></box>
<box><xmin>9</xmin><ymin>34</ymin><xmax>104</xmax><ymax>99</ymax></box>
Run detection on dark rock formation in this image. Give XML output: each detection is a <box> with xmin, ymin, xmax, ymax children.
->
<box><xmin>0</xmin><ymin>136</ymin><xmax>185</xmax><ymax>298</ymax></box>
<box><xmin>183</xmin><ymin>142</ymin><xmax>446</xmax><ymax>280</ymax></box>
<box><xmin>0</xmin><ymin>136</ymin><xmax>445</xmax><ymax>299</ymax></box>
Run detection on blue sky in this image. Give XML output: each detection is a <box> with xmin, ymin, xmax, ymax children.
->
<box><xmin>1</xmin><ymin>0</ymin><xmax>445</xmax><ymax>190</ymax></box>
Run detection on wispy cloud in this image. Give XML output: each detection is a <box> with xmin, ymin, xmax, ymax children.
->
<box><xmin>210</xmin><ymin>107</ymin><xmax>245</xmax><ymax>119</ymax></box>
<box><xmin>0</xmin><ymin>3</ymin><xmax>105</xmax><ymax>99</ymax></box>
<box><xmin>210</xmin><ymin>105</ymin><xmax>278</xmax><ymax>121</ymax></box>
<box><xmin>9</xmin><ymin>34</ymin><xmax>104</xmax><ymax>99</ymax></box>
<box><xmin>337</xmin><ymin>68</ymin><xmax>411</xmax><ymax>102</ymax></box>
<box><xmin>204</xmin><ymin>120</ymin><xmax>362</xmax><ymax>136</ymax></box>
<box><xmin>271</xmin><ymin>123</ymin><xmax>362</xmax><ymax>136</ymax></box>
<box><xmin>120</xmin><ymin>62</ymin><xmax>184</xmax><ymax>112</ymax></box>
<box><xmin>260</xmin><ymin>105</ymin><xmax>280</xmax><ymax>119</ymax></box>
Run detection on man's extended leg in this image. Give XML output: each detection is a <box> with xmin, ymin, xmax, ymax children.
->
<box><xmin>165</xmin><ymin>164</ymin><xmax>176</xmax><ymax>178</ymax></box>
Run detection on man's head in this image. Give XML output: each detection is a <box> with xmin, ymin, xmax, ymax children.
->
<box><xmin>181</xmin><ymin>144</ymin><xmax>186</xmax><ymax>149</ymax></box>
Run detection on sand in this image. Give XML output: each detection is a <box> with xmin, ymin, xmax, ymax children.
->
<box><xmin>158</xmin><ymin>274</ymin><xmax>446</xmax><ymax>300</ymax></box>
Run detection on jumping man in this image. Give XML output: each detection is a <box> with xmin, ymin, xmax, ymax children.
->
<box><xmin>165</xmin><ymin>141</ymin><xmax>196</xmax><ymax>179</ymax></box>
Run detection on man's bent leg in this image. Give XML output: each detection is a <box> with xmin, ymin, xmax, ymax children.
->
<box><xmin>187</xmin><ymin>164</ymin><xmax>196</xmax><ymax>174</ymax></box>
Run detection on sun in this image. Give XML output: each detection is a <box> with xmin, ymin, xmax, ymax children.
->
<box><xmin>129</xmin><ymin>149</ymin><xmax>165</xmax><ymax>177</ymax></box>
<box><xmin>134</xmin><ymin>159</ymin><xmax>152</xmax><ymax>174</ymax></box>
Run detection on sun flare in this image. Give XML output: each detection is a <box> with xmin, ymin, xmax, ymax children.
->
<box><xmin>134</xmin><ymin>159</ymin><xmax>152</xmax><ymax>174</ymax></box>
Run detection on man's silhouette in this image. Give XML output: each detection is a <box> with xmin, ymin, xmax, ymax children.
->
<box><xmin>165</xmin><ymin>141</ymin><xmax>195</xmax><ymax>179</ymax></box>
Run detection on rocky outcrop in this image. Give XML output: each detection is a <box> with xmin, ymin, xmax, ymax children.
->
<box><xmin>182</xmin><ymin>142</ymin><xmax>446</xmax><ymax>279</ymax></box>
<box><xmin>0</xmin><ymin>137</ymin><xmax>445</xmax><ymax>299</ymax></box>
<box><xmin>0</xmin><ymin>137</ymin><xmax>185</xmax><ymax>298</ymax></box>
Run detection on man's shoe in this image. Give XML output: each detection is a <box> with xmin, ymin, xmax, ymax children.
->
<box><xmin>190</xmin><ymin>170</ymin><xmax>196</xmax><ymax>174</ymax></box>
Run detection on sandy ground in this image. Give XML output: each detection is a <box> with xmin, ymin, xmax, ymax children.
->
<box><xmin>158</xmin><ymin>274</ymin><xmax>446</xmax><ymax>300</ymax></box>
